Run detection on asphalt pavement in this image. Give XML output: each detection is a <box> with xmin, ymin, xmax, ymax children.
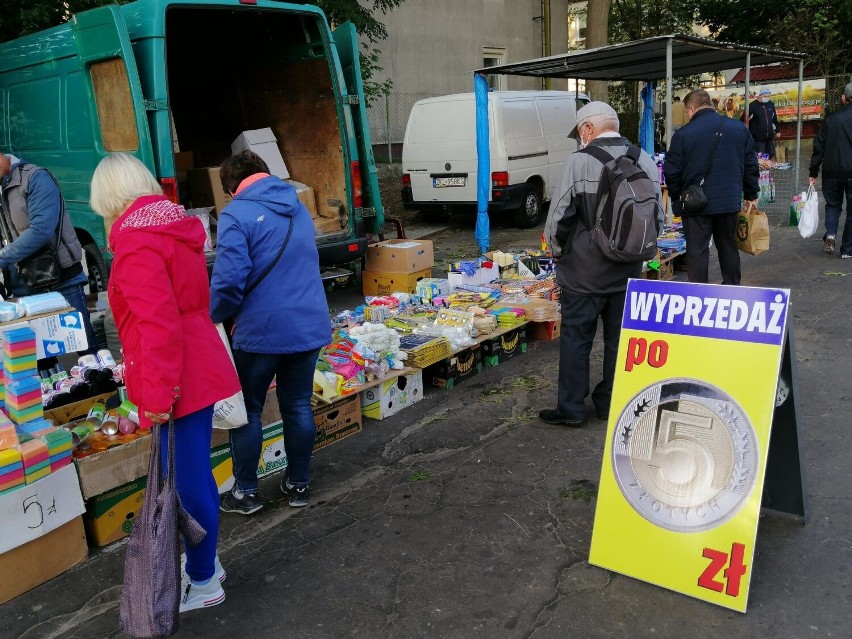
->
<box><xmin>2</xmin><ymin>209</ymin><xmax>850</xmax><ymax>639</ymax></box>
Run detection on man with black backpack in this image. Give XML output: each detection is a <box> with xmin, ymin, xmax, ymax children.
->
<box><xmin>664</xmin><ymin>89</ymin><xmax>759</xmax><ymax>285</ymax></box>
<box><xmin>539</xmin><ymin>102</ymin><xmax>663</xmax><ymax>427</ymax></box>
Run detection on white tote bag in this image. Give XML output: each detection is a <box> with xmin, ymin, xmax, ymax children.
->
<box><xmin>798</xmin><ymin>185</ymin><xmax>819</xmax><ymax>238</ymax></box>
<box><xmin>213</xmin><ymin>323</ymin><xmax>248</xmax><ymax>430</ymax></box>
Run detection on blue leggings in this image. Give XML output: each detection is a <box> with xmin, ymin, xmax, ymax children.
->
<box><xmin>159</xmin><ymin>405</ymin><xmax>218</xmax><ymax>582</ymax></box>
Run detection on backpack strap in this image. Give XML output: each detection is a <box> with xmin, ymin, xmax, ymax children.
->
<box><xmin>577</xmin><ymin>144</ymin><xmax>619</xmax><ymax>229</ymax></box>
<box><xmin>578</xmin><ymin>144</ymin><xmax>616</xmax><ymax>166</ymax></box>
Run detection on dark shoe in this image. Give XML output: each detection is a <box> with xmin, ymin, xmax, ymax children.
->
<box><xmin>824</xmin><ymin>235</ymin><xmax>836</xmax><ymax>254</ymax></box>
<box><xmin>538</xmin><ymin>409</ymin><xmax>587</xmax><ymax>427</ymax></box>
<box><xmin>220</xmin><ymin>489</ymin><xmax>263</xmax><ymax>515</ymax></box>
<box><xmin>281</xmin><ymin>479</ymin><xmax>310</xmax><ymax>507</ymax></box>
<box><xmin>596</xmin><ymin>409</ymin><xmax>610</xmax><ymax>421</ymax></box>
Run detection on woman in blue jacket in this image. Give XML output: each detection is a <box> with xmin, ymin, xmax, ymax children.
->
<box><xmin>210</xmin><ymin>150</ymin><xmax>330</xmax><ymax>514</ymax></box>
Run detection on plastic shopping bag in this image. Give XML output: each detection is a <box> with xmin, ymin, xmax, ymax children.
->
<box><xmin>798</xmin><ymin>185</ymin><xmax>819</xmax><ymax>238</ymax></box>
<box><xmin>212</xmin><ymin>323</ymin><xmax>248</xmax><ymax>430</ymax></box>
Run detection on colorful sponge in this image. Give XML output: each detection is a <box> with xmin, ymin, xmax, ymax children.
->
<box><xmin>0</xmin><ymin>422</ymin><xmax>19</xmax><ymax>450</ymax></box>
<box><xmin>3</xmin><ymin>327</ymin><xmax>38</xmax><ymax>383</ymax></box>
<box><xmin>5</xmin><ymin>377</ymin><xmax>44</xmax><ymax>425</ymax></box>
<box><xmin>17</xmin><ymin>439</ymin><xmax>50</xmax><ymax>484</ymax></box>
<box><xmin>0</xmin><ymin>446</ymin><xmax>24</xmax><ymax>493</ymax></box>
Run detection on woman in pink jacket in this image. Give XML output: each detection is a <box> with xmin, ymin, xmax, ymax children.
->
<box><xmin>90</xmin><ymin>153</ymin><xmax>240</xmax><ymax>613</ymax></box>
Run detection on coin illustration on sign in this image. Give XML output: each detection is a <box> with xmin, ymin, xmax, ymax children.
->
<box><xmin>611</xmin><ymin>378</ymin><xmax>758</xmax><ymax>532</ymax></box>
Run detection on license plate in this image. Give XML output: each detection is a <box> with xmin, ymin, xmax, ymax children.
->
<box><xmin>433</xmin><ymin>176</ymin><xmax>466</xmax><ymax>188</ymax></box>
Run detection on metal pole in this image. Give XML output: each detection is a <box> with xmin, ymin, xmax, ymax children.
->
<box><xmin>795</xmin><ymin>59</ymin><xmax>804</xmax><ymax>193</ymax></box>
<box><xmin>386</xmin><ymin>93</ymin><xmax>392</xmax><ymax>164</ymax></box>
<box><xmin>665</xmin><ymin>38</ymin><xmax>673</xmax><ymax>150</ymax></box>
<box><xmin>543</xmin><ymin>0</ymin><xmax>552</xmax><ymax>90</ymax></box>
<box><xmin>744</xmin><ymin>52</ymin><xmax>751</xmax><ymax>116</ymax></box>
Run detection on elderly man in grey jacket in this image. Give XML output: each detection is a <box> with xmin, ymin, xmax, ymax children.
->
<box><xmin>539</xmin><ymin>102</ymin><xmax>663</xmax><ymax>427</ymax></box>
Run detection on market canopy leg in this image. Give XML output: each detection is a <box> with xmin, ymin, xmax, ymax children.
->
<box><xmin>474</xmin><ymin>73</ymin><xmax>490</xmax><ymax>255</ymax></box>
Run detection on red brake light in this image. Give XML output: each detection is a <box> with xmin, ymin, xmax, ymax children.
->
<box><xmin>239</xmin><ymin>0</ymin><xmax>257</xmax><ymax>5</ymax></box>
<box><xmin>402</xmin><ymin>173</ymin><xmax>411</xmax><ymax>188</ymax></box>
<box><xmin>160</xmin><ymin>177</ymin><xmax>178</xmax><ymax>204</ymax></box>
<box><xmin>491</xmin><ymin>171</ymin><xmax>509</xmax><ymax>188</ymax></box>
<box><xmin>351</xmin><ymin>161</ymin><xmax>363</xmax><ymax>208</ymax></box>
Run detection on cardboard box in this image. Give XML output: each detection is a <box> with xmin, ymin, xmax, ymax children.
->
<box><xmin>365</xmin><ymin>240</ymin><xmax>434</xmax><ymax>274</ymax></box>
<box><xmin>362</xmin><ymin>267</ymin><xmax>432</xmax><ymax>297</ymax></box>
<box><xmin>447</xmin><ymin>263</ymin><xmax>500</xmax><ymax>288</ymax></box>
<box><xmin>83</xmin><ymin>476</ymin><xmax>146</xmax><ymax>547</ymax></box>
<box><xmin>187</xmin><ymin>167</ymin><xmax>232</xmax><ymax>214</ymax></box>
<box><xmin>0</xmin><ymin>312</ymin><xmax>90</xmax><ymax>359</ymax></box>
<box><xmin>43</xmin><ymin>391</ymin><xmax>119</xmax><ymax>426</ymax></box>
<box><xmin>209</xmin><ymin>422</ymin><xmax>287</xmax><ymax>495</ymax></box>
<box><xmin>425</xmin><ymin>344</ymin><xmax>483</xmax><ymax>389</ymax></box>
<box><xmin>314</xmin><ymin>216</ymin><xmax>346</xmax><ymax>235</ymax></box>
<box><xmin>527</xmin><ymin>320</ymin><xmax>561</xmax><ymax>341</ymax></box>
<box><xmin>288</xmin><ymin>180</ymin><xmax>318</xmax><ymax>218</ymax></box>
<box><xmin>231</xmin><ymin>128</ymin><xmax>290</xmax><ymax>179</ymax></box>
<box><xmin>643</xmin><ymin>259</ymin><xmax>674</xmax><ymax>281</ymax></box>
<box><xmin>360</xmin><ymin>370</ymin><xmax>424</xmax><ymax>420</ymax></box>
<box><xmin>174</xmin><ymin>151</ymin><xmax>194</xmax><ymax>174</ymax></box>
<box><xmin>0</xmin><ymin>516</ymin><xmax>87</xmax><ymax>604</ymax></box>
<box><xmin>416</xmin><ymin>278</ymin><xmax>451</xmax><ymax>304</ymax></box>
<box><xmin>482</xmin><ymin>326</ymin><xmax>528</xmax><ymax>367</ymax></box>
<box><xmin>73</xmin><ymin>431</ymin><xmax>152</xmax><ymax>500</ymax></box>
<box><xmin>313</xmin><ymin>393</ymin><xmax>362</xmax><ymax>450</ymax></box>
<box><xmin>0</xmin><ymin>464</ymin><xmax>86</xmax><ymax>555</ymax></box>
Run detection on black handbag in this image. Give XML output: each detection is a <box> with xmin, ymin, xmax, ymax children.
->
<box><xmin>16</xmin><ymin>207</ymin><xmax>64</xmax><ymax>289</ymax></box>
<box><xmin>680</xmin><ymin>117</ymin><xmax>725</xmax><ymax>215</ymax></box>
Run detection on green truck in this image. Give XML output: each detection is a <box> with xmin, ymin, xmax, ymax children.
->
<box><xmin>0</xmin><ymin>0</ymin><xmax>384</xmax><ymax>292</ymax></box>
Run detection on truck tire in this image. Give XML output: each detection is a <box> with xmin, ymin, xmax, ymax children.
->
<box><xmin>514</xmin><ymin>184</ymin><xmax>541</xmax><ymax>228</ymax></box>
<box><xmin>82</xmin><ymin>242</ymin><xmax>109</xmax><ymax>294</ymax></box>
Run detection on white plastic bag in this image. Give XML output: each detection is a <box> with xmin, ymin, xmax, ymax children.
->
<box><xmin>798</xmin><ymin>185</ymin><xmax>819</xmax><ymax>238</ymax></box>
<box><xmin>213</xmin><ymin>323</ymin><xmax>248</xmax><ymax>430</ymax></box>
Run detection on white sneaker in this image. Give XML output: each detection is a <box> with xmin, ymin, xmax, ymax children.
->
<box><xmin>179</xmin><ymin>575</ymin><xmax>225</xmax><ymax>613</ymax></box>
<box><xmin>180</xmin><ymin>553</ymin><xmax>226</xmax><ymax>582</ymax></box>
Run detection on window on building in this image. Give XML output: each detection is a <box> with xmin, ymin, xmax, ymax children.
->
<box><xmin>482</xmin><ymin>47</ymin><xmax>507</xmax><ymax>91</ymax></box>
<box><xmin>568</xmin><ymin>7</ymin><xmax>587</xmax><ymax>48</ymax></box>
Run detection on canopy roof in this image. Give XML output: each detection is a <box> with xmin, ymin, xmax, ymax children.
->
<box><xmin>474</xmin><ymin>34</ymin><xmax>806</xmax><ymax>82</ymax></box>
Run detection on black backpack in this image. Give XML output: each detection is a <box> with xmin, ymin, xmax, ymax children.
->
<box><xmin>579</xmin><ymin>144</ymin><xmax>662</xmax><ymax>262</ymax></box>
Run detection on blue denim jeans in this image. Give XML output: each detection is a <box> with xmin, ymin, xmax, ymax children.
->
<box><xmin>822</xmin><ymin>178</ymin><xmax>852</xmax><ymax>255</ymax></box>
<box><xmin>230</xmin><ymin>349</ymin><xmax>321</xmax><ymax>493</ymax></box>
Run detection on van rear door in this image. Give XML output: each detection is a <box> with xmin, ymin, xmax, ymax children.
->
<box><xmin>71</xmin><ymin>5</ymin><xmax>154</xmax><ymax>171</ymax></box>
<box><xmin>332</xmin><ymin>21</ymin><xmax>384</xmax><ymax>234</ymax></box>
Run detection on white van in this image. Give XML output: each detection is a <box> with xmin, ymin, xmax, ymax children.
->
<box><xmin>401</xmin><ymin>91</ymin><xmax>589</xmax><ymax>227</ymax></box>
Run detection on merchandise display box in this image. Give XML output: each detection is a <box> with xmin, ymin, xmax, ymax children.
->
<box><xmin>83</xmin><ymin>476</ymin><xmax>146</xmax><ymax>547</ymax></box>
<box><xmin>481</xmin><ymin>325</ymin><xmax>528</xmax><ymax>367</ymax></box>
<box><xmin>0</xmin><ymin>516</ymin><xmax>87</xmax><ymax>604</ymax></box>
<box><xmin>416</xmin><ymin>278</ymin><xmax>451</xmax><ymax>305</ymax></box>
<box><xmin>425</xmin><ymin>344</ymin><xmax>483</xmax><ymax>389</ymax></box>
<box><xmin>447</xmin><ymin>263</ymin><xmax>500</xmax><ymax>288</ymax></box>
<box><xmin>643</xmin><ymin>259</ymin><xmax>674</xmax><ymax>281</ymax></box>
<box><xmin>527</xmin><ymin>320</ymin><xmax>561</xmax><ymax>341</ymax></box>
<box><xmin>360</xmin><ymin>369</ymin><xmax>424</xmax><ymax>420</ymax></box>
<box><xmin>0</xmin><ymin>464</ymin><xmax>86</xmax><ymax>555</ymax></box>
<box><xmin>0</xmin><ymin>311</ymin><xmax>90</xmax><ymax>359</ymax></box>
<box><xmin>313</xmin><ymin>393</ymin><xmax>363</xmax><ymax>450</ymax></box>
<box><xmin>209</xmin><ymin>422</ymin><xmax>286</xmax><ymax>495</ymax></box>
<box><xmin>231</xmin><ymin>127</ymin><xmax>290</xmax><ymax>179</ymax></box>
<box><xmin>73</xmin><ymin>431</ymin><xmax>152</xmax><ymax>500</ymax></box>
<box><xmin>365</xmin><ymin>239</ymin><xmax>434</xmax><ymax>274</ymax></box>
<box><xmin>44</xmin><ymin>391</ymin><xmax>119</xmax><ymax>426</ymax></box>
<box><xmin>362</xmin><ymin>267</ymin><xmax>432</xmax><ymax>297</ymax></box>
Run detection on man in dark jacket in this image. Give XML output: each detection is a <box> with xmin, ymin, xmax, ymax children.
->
<box><xmin>665</xmin><ymin>89</ymin><xmax>759</xmax><ymax>285</ymax></box>
<box><xmin>809</xmin><ymin>82</ymin><xmax>852</xmax><ymax>259</ymax></box>
<box><xmin>0</xmin><ymin>152</ymin><xmax>98</xmax><ymax>354</ymax></box>
<box><xmin>539</xmin><ymin>102</ymin><xmax>663</xmax><ymax>427</ymax></box>
<box><xmin>746</xmin><ymin>88</ymin><xmax>781</xmax><ymax>158</ymax></box>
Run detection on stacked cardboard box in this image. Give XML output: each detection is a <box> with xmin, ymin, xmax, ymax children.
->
<box><xmin>363</xmin><ymin>239</ymin><xmax>434</xmax><ymax>296</ymax></box>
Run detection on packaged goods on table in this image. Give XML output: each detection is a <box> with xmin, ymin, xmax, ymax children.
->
<box><xmin>398</xmin><ymin>334</ymin><xmax>453</xmax><ymax>368</ymax></box>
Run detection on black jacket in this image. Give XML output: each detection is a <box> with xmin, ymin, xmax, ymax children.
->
<box><xmin>664</xmin><ymin>109</ymin><xmax>759</xmax><ymax>216</ymax></box>
<box><xmin>746</xmin><ymin>99</ymin><xmax>779</xmax><ymax>142</ymax></box>
<box><xmin>809</xmin><ymin>102</ymin><xmax>852</xmax><ymax>180</ymax></box>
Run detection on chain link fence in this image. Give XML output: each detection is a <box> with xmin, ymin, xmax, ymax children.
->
<box><xmin>368</xmin><ymin>92</ymin><xmax>438</xmax><ymax>164</ymax></box>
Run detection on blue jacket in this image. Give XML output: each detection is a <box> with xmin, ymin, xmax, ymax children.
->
<box><xmin>664</xmin><ymin>109</ymin><xmax>759</xmax><ymax>215</ymax></box>
<box><xmin>209</xmin><ymin>176</ymin><xmax>331</xmax><ymax>354</ymax></box>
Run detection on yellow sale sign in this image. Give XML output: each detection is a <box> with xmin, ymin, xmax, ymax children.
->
<box><xmin>589</xmin><ymin>279</ymin><xmax>790</xmax><ymax>612</ymax></box>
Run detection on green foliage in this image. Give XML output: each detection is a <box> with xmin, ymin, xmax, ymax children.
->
<box><xmin>0</xmin><ymin>0</ymin><xmax>113</xmax><ymax>43</ymax></box>
<box><xmin>694</xmin><ymin>0</ymin><xmax>852</xmax><ymax>75</ymax></box>
<box><xmin>608</xmin><ymin>0</ymin><xmax>696</xmax><ymax>43</ymax></box>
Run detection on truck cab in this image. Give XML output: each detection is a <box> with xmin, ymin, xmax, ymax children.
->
<box><xmin>0</xmin><ymin>0</ymin><xmax>383</xmax><ymax>291</ymax></box>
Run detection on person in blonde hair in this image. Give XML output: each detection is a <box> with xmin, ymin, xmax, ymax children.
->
<box><xmin>90</xmin><ymin>152</ymin><xmax>240</xmax><ymax>613</ymax></box>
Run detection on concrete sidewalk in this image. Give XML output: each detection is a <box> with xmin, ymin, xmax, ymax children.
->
<box><xmin>2</xmin><ymin>217</ymin><xmax>850</xmax><ymax>639</ymax></box>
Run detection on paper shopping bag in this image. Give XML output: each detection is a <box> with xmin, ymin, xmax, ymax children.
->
<box><xmin>736</xmin><ymin>202</ymin><xmax>770</xmax><ymax>256</ymax></box>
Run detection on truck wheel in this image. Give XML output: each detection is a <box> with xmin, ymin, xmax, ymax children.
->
<box><xmin>514</xmin><ymin>184</ymin><xmax>541</xmax><ymax>228</ymax></box>
<box><xmin>82</xmin><ymin>243</ymin><xmax>109</xmax><ymax>294</ymax></box>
